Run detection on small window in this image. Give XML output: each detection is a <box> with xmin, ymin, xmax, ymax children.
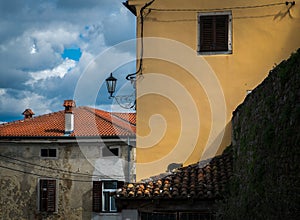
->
<box><xmin>102</xmin><ymin>146</ymin><xmax>120</xmax><ymax>157</ymax></box>
<box><xmin>93</xmin><ymin>181</ymin><xmax>123</xmax><ymax>213</ymax></box>
<box><xmin>41</xmin><ymin>149</ymin><xmax>57</xmax><ymax>158</ymax></box>
<box><xmin>38</xmin><ymin>179</ymin><xmax>57</xmax><ymax>213</ymax></box>
<box><xmin>198</xmin><ymin>11</ymin><xmax>232</xmax><ymax>55</ymax></box>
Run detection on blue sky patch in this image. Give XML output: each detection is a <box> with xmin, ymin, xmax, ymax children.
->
<box><xmin>61</xmin><ymin>48</ymin><xmax>82</xmax><ymax>61</ymax></box>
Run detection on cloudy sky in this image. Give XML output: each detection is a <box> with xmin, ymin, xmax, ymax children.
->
<box><xmin>0</xmin><ymin>0</ymin><xmax>136</xmax><ymax>123</ymax></box>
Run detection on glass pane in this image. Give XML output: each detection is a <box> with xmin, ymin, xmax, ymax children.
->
<box><xmin>102</xmin><ymin>147</ymin><xmax>119</xmax><ymax>157</ymax></box>
<box><xmin>41</xmin><ymin>149</ymin><xmax>48</xmax><ymax>157</ymax></box>
<box><xmin>109</xmin><ymin>148</ymin><xmax>119</xmax><ymax>156</ymax></box>
<box><xmin>110</xmin><ymin>196</ymin><xmax>117</xmax><ymax>211</ymax></box>
<box><xmin>103</xmin><ymin>192</ymin><xmax>109</xmax><ymax>211</ymax></box>
<box><xmin>48</xmin><ymin>149</ymin><xmax>57</xmax><ymax>157</ymax></box>
<box><xmin>103</xmin><ymin>181</ymin><xmax>117</xmax><ymax>189</ymax></box>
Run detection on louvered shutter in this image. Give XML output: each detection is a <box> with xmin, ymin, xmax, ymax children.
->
<box><xmin>199</xmin><ymin>15</ymin><xmax>228</xmax><ymax>52</ymax></box>
<box><xmin>215</xmin><ymin>15</ymin><xmax>228</xmax><ymax>51</ymax></box>
<box><xmin>39</xmin><ymin>179</ymin><xmax>56</xmax><ymax>212</ymax></box>
<box><xmin>93</xmin><ymin>181</ymin><xmax>102</xmax><ymax>212</ymax></box>
<box><xmin>200</xmin><ymin>16</ymin><xmax>214</xmax><ymax>52</ymax></box>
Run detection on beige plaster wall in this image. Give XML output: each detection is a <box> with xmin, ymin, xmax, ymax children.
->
<box><xmin>128</xmin><ymin>0</ymin><xmax>300</xmax><ymax>180</ymax></box>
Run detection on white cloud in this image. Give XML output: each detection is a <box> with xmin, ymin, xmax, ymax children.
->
<box><xmin>0</xmin><ymin>88</ymin><xmax>6</xmax><ymax>95</ymax></box>
<box><xmin>30</xmin><ymin>43</ymin><xmax>37</xmax><ymax>54</ymax></box>
<box><xmin>0</xmin><ymin>89</ymin><xmax>57</xmax><ymax>117</ymax></box>
<box><xmin>0</xmin><ymin>0</ymin><xmax>136</xmax><ymax>122</ymax></box>
<box><xmin>31</xmin><ymin>27</ymin><xmax>79</xmax><ymax>51</ymax></box>
<box><xmin>26</xmin><ymin>59</ymin><xmax>76</xmax><ymax>86</ymax></box>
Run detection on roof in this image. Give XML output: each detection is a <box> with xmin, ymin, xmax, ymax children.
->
<box><xmin>0</xmin><ymin>107</ymin><xmax>135</xmax><ymax>138</ymax></box>
<box><xmin>117</xmin><ymin>148</ymin><xmax>232</xmax><ymax>200</ymax></box>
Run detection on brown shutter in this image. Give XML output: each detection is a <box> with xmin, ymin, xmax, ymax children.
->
<box><xmin>39</xmin><ymin>179</ymin><xmax>56</xmax><ymax>212</ymax></box>
<box><xmin>93</xmin><ymin>181</ymin><xmax>102</xmax><ymax>212</ymax></box>
<box><xmin>46</xmin><ymin>180</ymin><xmax>56</xmax><ymax>212</ymax></box>
<box><xmin>200</xmin><ymin>16</ymin><xmax>214</xmax><ymax>52</ymax></box>
<box><xmin>200</xmin><ymin>15</ymin><xmax>228</xmax><ymax>52</ymax></box>
<box><xmin>215</xmin><ymin>15</ymin><xmax>228</xmax><ymax>51</ymax></box>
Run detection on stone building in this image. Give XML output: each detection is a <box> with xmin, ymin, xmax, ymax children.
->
<box><xmin>0</xmin><ymin>100</ymin><xmax>136</xmax><ymax>220</ymax></box>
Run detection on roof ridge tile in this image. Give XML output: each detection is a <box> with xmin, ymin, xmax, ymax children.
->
<box><xmin>0</xmin><ymin>105</ymin><xmax>135</xmax><ymax>138</ymax></box>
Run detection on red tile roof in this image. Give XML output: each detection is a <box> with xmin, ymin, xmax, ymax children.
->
<box><xmin>117</xmin><ymin>148</ymin><xmax>232</xmax><ymax>200</ymax></box>
<box><xmin>0</xmin><ymin>107</ymin><xmax>135</xmax><ymax>138</ymax></box>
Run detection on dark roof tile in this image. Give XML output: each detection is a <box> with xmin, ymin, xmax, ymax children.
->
<box><xmin>117</xmin><ymin>148</ymin><xmax>233</xmax><ymax>200</ymax></box>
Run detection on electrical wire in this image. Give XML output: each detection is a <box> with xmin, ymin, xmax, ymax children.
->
<box><xmin>0</xmin><ymin>164</ymin><xmax>92</xmax><ymax>182</ymax></box>
<box><xmin>125</xmin><ymin>1</ymin><xmax>295</xmax><ymax>80</ymax></box>
<box><xmin>0</xmin><ymin>154</ymin><xmax>109</xmax><ymax>179</ymax></box>
<box><xmin>148</xmin><ymin>2</ymin><xmax>294</xmax><ymax>12</ymax></box>
<box><xmin>0</xmin><ymin>157</ymin><xmax>96</xmax><ymax>181</ymax></box>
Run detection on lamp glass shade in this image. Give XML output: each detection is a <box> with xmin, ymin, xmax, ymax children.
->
<box><xmin>106</xmin><ymin>73</ymin><xmax>117</xmax><ymax>97</ymax></box>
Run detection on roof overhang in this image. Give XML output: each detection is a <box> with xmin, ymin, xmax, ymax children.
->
<box><xmin>116</xmin><ymin>197</ymin><xmax>216</xmax><ymax>212</ymax></box>
<box><xmin>123</xmin><ymin>1</ymin><xmax>137</xmax><ymax>16</ymax></box>
<box><xmin>0</xmin><ymin>136</ymin><xmax>136</xmax><ymax>144</ymax></box>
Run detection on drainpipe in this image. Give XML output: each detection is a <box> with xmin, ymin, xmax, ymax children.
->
<box><xmin>127</xmin><ymin>137</ymin><xmax>131</xmax><ymax>182</ymax></box>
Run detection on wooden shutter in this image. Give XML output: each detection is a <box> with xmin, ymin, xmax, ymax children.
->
<box><xmin>93</xmin><ymin>181</ymin><xmax>102</xmax><ymax>212</ymax></box>
<box><xmin>40</xmin><ymin>179</ymin><xmax>56</xmax><ymax>212</ymax></box>
<box><xmin>200</xmin><ymin>16</ymin><xmax>214</xmax><ymax>52</ymax></box>
<box><xmin>215</xmin><ymin>15</ymin><xmax>228</xmax><ymax>51</ymax></box>
<box><xmin>200</xmin><ymin>15</ymin><xmax>228</xmax><ymax>52</ymax></box>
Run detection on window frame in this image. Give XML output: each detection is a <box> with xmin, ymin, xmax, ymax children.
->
<box><xmin>102</xmin><ymin>146</ymin><xmax>121</xmax><ymax>157</ymax></box>
<box><xmin>93</xmin><ymin>180</ymin><xmax>123</xmax><ymax>213</ymax></box>
<box><xmin>40</xmin><ymin>148</ymin><xmax>58</xmax><ymax>159</ymax></box>
<box><xmin>102</xmin><ymin>181</ymin><xmax>118</xmax><ymax>212</ymax></box>
<box><xmin>197</xmin><ymin>11</ymin><xmax>232</xmax><ymax>55</ymax></box>
<box><xmin>38</xmin><ymin>178</ymin><xmax>58</xmax><ymax>213</ymax></box>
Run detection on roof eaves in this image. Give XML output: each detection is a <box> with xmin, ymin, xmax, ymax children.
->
<box><xmin>111</xmin><ymin>113</ymin><xmax>136</xmax><ymax>127</ymax></box>
<box><xmin>123</xmin><ymin>1</ymin><xmax>137</xmax><ymax>16</ymax></box>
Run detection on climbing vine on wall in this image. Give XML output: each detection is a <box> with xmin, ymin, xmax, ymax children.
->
<box><xmin>216</xmin><ymin>49</ymin><xmax>300</xmax><ymax>219</ymax></box>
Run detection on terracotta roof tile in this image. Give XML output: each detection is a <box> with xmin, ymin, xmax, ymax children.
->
<box><xmin>0</xmin><ymin>107</ymin><xmax>135</xmax><ymax>138</ymax></box>
<box><xmin>117</xmin><ymin>148</ymin><xmax>233</xmax><ymax>200</ymax></box>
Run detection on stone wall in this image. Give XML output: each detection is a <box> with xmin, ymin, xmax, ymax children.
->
<box><xmin>0</xmin><ymin>140</ymin><xmax>133</xmax><ymax>219</ymax></box>
<box><xmin>217</xmin><ymin>49</ymin><xmax>300</xmax><ymax>219</ymax></box>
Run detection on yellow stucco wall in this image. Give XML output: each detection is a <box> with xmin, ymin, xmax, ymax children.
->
<box><xmin>128</xmin><ymin>0</ymin><xmax>300</xmax><ymax>180</ymax></box>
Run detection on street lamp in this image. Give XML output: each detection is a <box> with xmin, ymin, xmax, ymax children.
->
<box><xmin>105</xmin><ymin>72</ymin><xmax>136</xmax><ymax>109</ymax></box>
<box><xmin>106</xmin><ymin>73</ymin><xmax>117</xmax><ymax>98</ymax></box>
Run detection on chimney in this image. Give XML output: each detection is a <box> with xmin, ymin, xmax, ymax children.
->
<box><xmin>63</xmin><ymin>100</ymin><xmax>76</xmax><ymax>134</ymax></box>
<box><xmin>22</xmin><ymin>109</ymin><xmax>35</xmax><ymax>120</ymax></box>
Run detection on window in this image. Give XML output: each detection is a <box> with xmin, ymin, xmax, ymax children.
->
<box><xmin>41</xmin><ymin>148</ymin><xmax>57</xmax><ymax>158</ymax></box>
<box><xmin>93</xmin><ymin>181</ymin><xmax>123</xmax><ymax>212</ymax></box>
<box><xmin>38</xmin><ymin>179</ymin><xmax>57</xmax><ymax>212</ymax></box>
<box><xmin>102</xmin><ymin>146</ymin><xmax>120</xmax><ymax>157</ymax></box>
<box><xmin>198</xmin><ymin>11</ymin><xmax>232</xmax><ymax>54</ymax></box>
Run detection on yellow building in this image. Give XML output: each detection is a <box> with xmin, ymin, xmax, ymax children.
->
<box><xmin>124</xmin><ymin>0</ymin><xmax>300</xmax><ymax>180</ymax></box>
